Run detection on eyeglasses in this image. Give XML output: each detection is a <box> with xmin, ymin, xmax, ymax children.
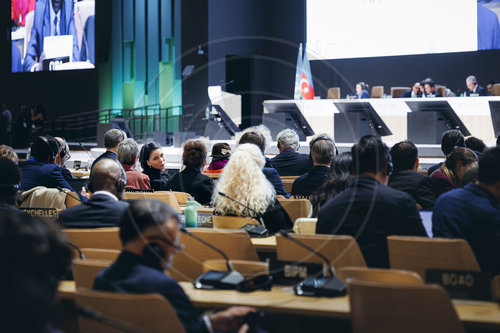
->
<box><xmin>147</xmin><ymin>235</ymin><xmax>185</xmax><ymax>253</ymax></box>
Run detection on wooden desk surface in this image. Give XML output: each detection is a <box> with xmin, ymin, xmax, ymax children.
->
<box><xmin>57</xmin><ymin>280</ymin><xmax>500</xmax><ymax>328</ymax></box>
<box><xmin>69</xmin><ymin>169</ymin><xmax>90</xmax><ymax>178</ymax></box>
<box><xmin>251</xmin><ymin>236</ymin><xmax>277</xmax><ymax>251</ymax></box>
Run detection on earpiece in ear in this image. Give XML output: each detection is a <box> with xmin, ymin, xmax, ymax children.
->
<box><xmin>142</xmin><ymin>242</ymin><xmax>165</xmax><ymax>266</ymax></box>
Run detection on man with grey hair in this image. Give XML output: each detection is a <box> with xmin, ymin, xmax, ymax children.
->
<box><xmin>271</xmin><ymin>129</ymin><xmax>312</xmax><ymax>176</ymax></box>
<box><xmin>465</xmin><ymin>75</ymin><xmax>489</xmax><ymax>96</ymax></box>
<box><xmin>92</xmin><ymin>129</ymin><xmax>126</xmax><ymax>170</ymax></box>
<box><xmin>118</xmin><ymin>138</ymin><xmax>150</xmax><ymax>189</ymax></box>
<box><xmin>291</xmin><ymin>133</ymin><xmax>336</xmax><ymax>196</ymax></box>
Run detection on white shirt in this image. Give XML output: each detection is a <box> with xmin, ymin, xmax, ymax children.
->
<box><xmin>92</xmin><ymin>191</ymin><xmax>118</xmax><ymax>201</ymax></box>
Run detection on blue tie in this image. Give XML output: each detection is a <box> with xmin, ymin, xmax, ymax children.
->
<box><xmin>54</xmin><ymin>16</ymin><xmax>58</xmax><ymax>36</ymax></box>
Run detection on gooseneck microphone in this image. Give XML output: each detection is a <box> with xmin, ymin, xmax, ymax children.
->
<box><xmin>217</xmin><ymin>191</ymin><xmax>264</xmax><ymax>226</ymax></box>
<box><xmin>278</xmin><ymin>230</ymin><xmax>346</xmax><ymax>297</ymax></box>
<box><xmin>180</xmin><ymin>228</ymin><xmax>244</xmax><ymax>289</ymax></box>
<box><xmin>65</xmin><ymin>241</ymin><xmax>85</xmax><ymax>260</ymax></box>
<box><xmin>180</xmin><ymin>228</ymin><xmax>232</xmax><ymax>271</ymax></box>
<box><xmin>57</xmin><ymin>186</ymin><xmax>81</xmax><ymax>202</ymax></box>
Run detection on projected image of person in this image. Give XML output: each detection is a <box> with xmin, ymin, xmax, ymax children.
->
<box><xmin>23</xmin><ymin>0</ymin><xmax>80</xmax><ymax>72</ymax></box>
<box><xmin>477</xmin><ymin>2</ymin><xmax>500</xmax><ymax>50</ymax></box>
<box><xmin>79</xmin><ymin>15</ymin><xmax>94</xmax><ymax>64</ymax></box>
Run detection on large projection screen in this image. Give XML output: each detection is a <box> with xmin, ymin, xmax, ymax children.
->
<box><xmin>307</xmin><ymin>0</ymin><xmax>500</xmax><ymax>60</ymax></box>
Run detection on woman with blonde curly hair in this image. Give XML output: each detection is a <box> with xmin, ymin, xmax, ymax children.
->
<box><xmin>213</xmin><ymin>143</ymin><xmax>292</xmax><ymax>234</ymax></box>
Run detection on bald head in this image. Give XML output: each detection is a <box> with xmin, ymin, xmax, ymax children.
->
<box><xmin>89</xmin><ymin>159</ymin><xmax>125</xmax><ymax>199</ymax></box>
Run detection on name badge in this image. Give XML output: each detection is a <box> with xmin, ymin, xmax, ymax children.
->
<box><xmin>21</xmin><ymin>208</ymin><xmax>59</xmax><ymax>220</ymax></box>
<box><xmin>426</xmin><ymin>269</ymin><xmax>491</xmax><ymax>301</ymax></box>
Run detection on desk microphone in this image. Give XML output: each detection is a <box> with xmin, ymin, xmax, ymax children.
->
<box><xmin>75</xmin><ymin>305</ymin><xmax>148</xmax><ymax>333</ymax></box>
<box><xmin>57</xmin><ymin>186</ymin><xmax>81</xmax><ymax>203</ymax></box>
<box><xmin>217</xmin><ymin>192</ymin><xmax>268</xmax><ymax>236</ymax></box>
<box><xmin>180</xmin><ymin>228</ymin><xmax>244</xmax><ymax>289</ymax></box>
<box><xmin>65</xmin><ymin>241</ymin><xmax>85</xmax><ymax>260</ymax></box>
<box><xmin>279</xmin><ymin>230</ymin><xmax>346</xmax><ymax>297</ymax></box>
<box><xmin>79</xmin><ymin>142</ymin><xmax>93</xmax><ymax>167</ymax></box>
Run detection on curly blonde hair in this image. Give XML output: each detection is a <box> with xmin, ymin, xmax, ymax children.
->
<box><xmin>213</xmin><ymin>144</ymin><xmax>275</xmax><ymax>217</ymax></box>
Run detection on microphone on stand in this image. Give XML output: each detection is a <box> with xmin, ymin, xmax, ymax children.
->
<box><xmin>279</xmin><ymin>230</ymin><xmax>346</xmax><ymax>297</ymax></box>
<box><xmin>180</xmin><ymin>228</ymin><xmax>244</xmax><ymax>289</ymax></box>
<box><xmin>57</xmin><ymin>186</ymin><xmax>81</xmax><ymax>203</ymax></box>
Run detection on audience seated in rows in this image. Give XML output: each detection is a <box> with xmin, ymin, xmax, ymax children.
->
<box><xmin>428</xmin><ymin>130</ymin><xmax>465</xmax><ymax>175</ymax></box>
<box><xmin>310</xmin><ymin>152</ymin><xmax>353</xmax><ymax>217</ymax></box>
<box><xmin>237</xmin><ymin>130</ymin><xmax>288</xmax><ymax>197</ymax></box>
<box><xmin>166</xmin><ymin>140</ymin><xmax>214</xmax><ymax>205</ymax></box>
<box><xmin>430</xmin><ymin>147</ymin><xmax>477</xmax><ymax>197</ymax></box>
<box><xmin>204</xmin><ymin>142</ymin><xmax>231</xmax><ymax>173</ymax></box>
<box><xmin>433</xmin><ymin>147</ymin><xmax>500</xmax><ymax>275</ymax></box>
<box><xmin>117</xmin><ymin>138</ymin><xmax>151</xmax><ymax>190</ymax></box>
<box><xmin>140</xmin><ymin>141</ymin><xmax>170</xmax><ymax>191</ymax></box>
<box><xmin>92</xmin><ymin>129</ymin><xmax>126</xmax><ymax>170</ymax></box>
<box><xmin>213</xmin><ymin>143</ymin><xmax>292</xmax><ymax>234</ymax></box>
<box><xmin>465</xmin><ymin>136</ymin><xmax>487</xmax><ymax>157</ymax></box>
<box><xmin>316</xmin><ymin>135</ymin><xmax>427</xmax><ymax>268</ymax></box>
<box><xmin>292</xmin><ymin>134</ymin><xmax>336</xmax><ymax>197</ymax></box>
<box><xmin>94</xmin><ymin>199</ymin><xmax>255</xmax><ymax>333</ymax></box>
<box><xmin>19</xmin><ymin>136</ymin><xmax>85</xmax><ymax>200</ymax></box>
<box><xmin>388</xmin><ymin>141</ymin><xmax>436</xmax><ymax>210</ymax></box>
<box><xmin>0</xmin><ymin>144</ymin><xmax>18</xmax><ymax>164</ymax></box>
<box><xmin>58</xmin><ymin>159</ymin><xmax>129</xmax><ymax>228</ymax></box>
<box><xmin>270</xmin><ymin>129</ymin><xmax>312</xmax><ymax>176</ymax></box>
<box><xmin>0</xmin><ymin>208</ymin><xmax>71</xmax><ymax>332</ymax></box>
<box><xmin>0</xmin><ymin>157</ymin><xmax>21</xmax><ymax>206</ymax></box>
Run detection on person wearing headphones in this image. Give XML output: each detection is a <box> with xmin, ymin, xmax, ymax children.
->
<box><xmin>316</xmin><ymin>135</ymin><xmax>427</xmax><ymax>268</ymax></box>
<box><xmin>94</xmin><ymin>199</ymin><xmax>255</xmax><ymax>333</ymax></box>
<box><xmin>19</xmin><ymin>135</ymin><xmax>85</xmax><ymax>200</ymax></box>
<box><xmin>291</xmin><ymin>133</ymin><xmax>336</xmax><ymax>197</ymax></box>
<box><xmin>270</xmin><ymin>129</ymin><xmax>312</xmax><ymax>177</ymax></box>
<box><xmin>91</xmin><ymin>128</ymin><xmax>126</xmax><ymax>170</ymax></box>
<box><xmin>58</xmin><ymin>158</ymin><xmax>129</xmax><ymax>228</ymax></box>
<box><xmin>355</xmin><ymin>82</ymin><xmax>370</xmax><ymax>99</ymax></box>
<box><xmin>54</xmin><ymin>136</ymin><xmax>73</xmax><ymax>181</ymax></box>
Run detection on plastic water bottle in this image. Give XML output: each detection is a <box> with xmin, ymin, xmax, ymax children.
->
<box><xmin>184</xmin><ymin>197</ymin><xmax>201</xmax><ymax>228</ymax></box>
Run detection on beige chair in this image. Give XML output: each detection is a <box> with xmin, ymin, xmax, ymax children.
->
<box><xmin>203</xmin><ymin>172</ymin><xmax>221</xmax><ymax>179</ymax></box>
<box><xmin>276</xmin><ymin>234</ymin><xmax>366</xmax><ymax>270</ymax></box>
<box><xmin>81</xmin><ymin>248</ymin><xmax>121</xmax><ymax>261</ymax></box>
<box><xmin>493</xmin><ymin>83</ymin><xmax>500</xmax><ymax>96</ymax></box>
<box><xmin>349</xmin><ymin>280</ymin><xmax>465</xmax><ymax>333</ymax></box>
<box><xmin>124</xmin><ymin>191</ymin><xmax>181</xmax><ymax>212</ymax></box>
<box><xmin>390</xmin><ymin>87</ymin><xmax>410</xmax><ymax>98</ymax></box>
<box><xmin>212</xmin><ymin>215</ymin><xmax>260</xmax><ymax>229</ymax></box>
<box><xmin>170</xmin><ymin>229</ymin><xmax>259</xmax><ymax>281</ymax></box>
<box><xmin>277</xmin><ymin>197</ymin><xmax>312</xmax><ymax>223</ymax></box>
<box><xmin>65</xmin><ymin>192</ymin><xmax>81</xmax><ymax>208</ymax></box>
<box><xmin>173</xmin><ymin>191</ymin><xmax>191</xmax><ymax>206</ymax></box>
<box><xmin>371</xmin><ymin>86</ymin><xmax>384</xmax><ymax>98</ymax></box>
<box><xmin>280</xmin><ymin>176</ymin><xmax>298</xmax><ymax>193</ymax></box>
<box><xmin>63</xmin><ymin>227</ymin><xmax>121</xmax><ymax>250</ymax></box>
<box><xmin>338</xmin><ymin>266</ymin><xmax>423</xmax><ymax>285</ymax></box>
<box><xmin>436</xmin><ymin>85</ymin><xmax>446</xmax><ymax>97</ymax></box>
<box><xmin>293</xmin><ymin>218</ymin><xmax>317</xmax><ymax>235</ymax></box>
<box><xmin>387</xmin><ymin>236</ymin><xmax>481</xmax><ymax>280</ymax></box>
<box><xmin>75</xmin><ymin>289</ymin><xmax>185</xmax><ymax>333</ymax></box>
<box><xmin>202</xmin><ymin>259</ymin><xmax>268</xmax><ymax>278</ymax></box>
<box><xmin>492</xmin><ymin>275</ymin><xmax>500</xmax><ymax>302</ymax></box>
<box><xmin>73</xmin><ymin>259</ymin><xmax>111</xmax><ymax>289</ymax></box>
<box><xmin>327</xmin><ymin>87</ymin><xmax>341</xmax><ymax>99</ymax></box>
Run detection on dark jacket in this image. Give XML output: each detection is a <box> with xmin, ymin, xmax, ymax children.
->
<box><xmin>263</xmin><ymin>167</ymin><xmax>289</xmax><ymax>197</ymax></box>
<box><xmin>428</xmin><ymin>162</ymin><xmax>443</xmax><ymax>176</ymax></box>
<box><xmin>94</xmin><ymin>251</ymin><xmax>208</xmax><ymax>333</ymax></box>
<box><xmin>270</xmin><ymin>148</ymin><xmax>312</xmax><ymax>177</ymax></box>
<box><xmin>430</xmin><ymin>169</ymin><xmax>455</xmax><ymax>197</ymax></box>
<box><xmin>388</xmin><ymin>170</ymin><xmax>436</xmax><ymax>210</ymax></box>
<box><xmin>143</xmin><ymin>167</ymin><xmax>170</xmax><ymax>191</ymax></box>
<box><xmin>58</xmin><ymin>193</ymin><xmax>129</xmax><ymax>228</ymax></box>
<box><xmin>166</xmin><ymin>166</ymin><xmax>214</xmax><ymax>204</ymax></box>
<box><xmin>19</xmin><ymin>158</ymin><xmax>85</xmax><ymax>201</ymax></box>
<box><xmin>92</xmin><ymin>150</ymin><xmax>117</xmax><ymax>170</ymax></box>
<box><xmin>316</xmin><ymin>176</ymin><xmax>427</xmax><ymax>268</ymax></box>
<box><xmin>465</xmin><ymin>85</ymin><xmax>489</xmax><ymax>96</ymax></box>
<box><xmin>291</xmin><ymin>165</ymin><xmax>330</xmax><ymax>197</ymax></box>
<box><xmin>433</xmin><ymin>183</ymin><xmax>500</xmax><ymax>275</ymax></box>
<box><xmin>262</xmin><ymin>198</ymin><xmax>293</xmax><ymax>234</ymax></box>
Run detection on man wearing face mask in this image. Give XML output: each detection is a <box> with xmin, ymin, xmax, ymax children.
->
<box><xmin>23</xmin><ymin>0</ymin><xmax>80</xmax><ymax>72</ymax></box>
<box><xmin>94</xmin><ymin>199</ymin><xmax>255</xmax><ymax>333</ymax></box>
<box><xmin>58</xmin><ymin>159</ymin><xmax>129</xmax><ymax>228</ymax></box>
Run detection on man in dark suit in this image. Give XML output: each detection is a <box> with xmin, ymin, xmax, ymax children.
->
<box><xmin>0</xmin><ymin>158</ymin><xmax>21</xmax><ymax>206</ymax></box>
<box><xmin>428</xmin><ymin>130</ymin><xmax>465</xmax><ymax>175</ymax></box>
<box><xmin>423</xmin><ymin>81</ymin><xmax>442</xmax><ymax>97</ymax></box>
<box><xmin>20</xmin><ymin>136</ymin><xmax>85</xmax><ymax>200</ymax></box>
<box><xmin>465</xmin><ymin>75</ymin><xmax>489</xmax><ymax>96</ymax></box>
<box><xmin>433</xmin><ymin>147</ymin><xmax>500</xmax><ymax>275</ymax></box>
<box><xmin>23</xmin><ymin>0</ymin><xmax>80</xmax><ymax>72</ymax></box>
<box><xmin>91</xmin><ymin>129</ymin><xmax>126</xmax><ymax>170</ymax></box>
<box><xmin>388</xmin><ymin>141</ymin><xmax>436</xmax><ymax>210</ymax></box>
<box><xmin>94</xmin><ymin>199</ymin><xmax>255</xmax><ymax>333</ymax></box>
<box><xmin>292</xmin><ymin>134</ymin><xmax>336</xmax><ymax>197</ymax></box>
<box><xmin>58</xmin><ymin>159</ymin><xmax>129</xmax><ymax>228</ymax></box>
<box><xmin>238</xmin><ymin>130</ymin><xmax>289</xmax><ymax>197</ymax></box>
<box><xmin>402</xmin><ymin>82</ymin><xmax>422</xmax><ymax>98</ymax></box>
<box><xmin>80</xmin><ymin>15</ymin><xmax>95</xmax><ymax>64</ymax></box>
<box><xmin>271</xmin><ymin>129</ymin><xmax>312</xmax><ymax>176</ymax></box>
<box><xmin>316</xmin><ymin>136</ymin><xmax>427</xmax><ymax>268</ymax></box>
